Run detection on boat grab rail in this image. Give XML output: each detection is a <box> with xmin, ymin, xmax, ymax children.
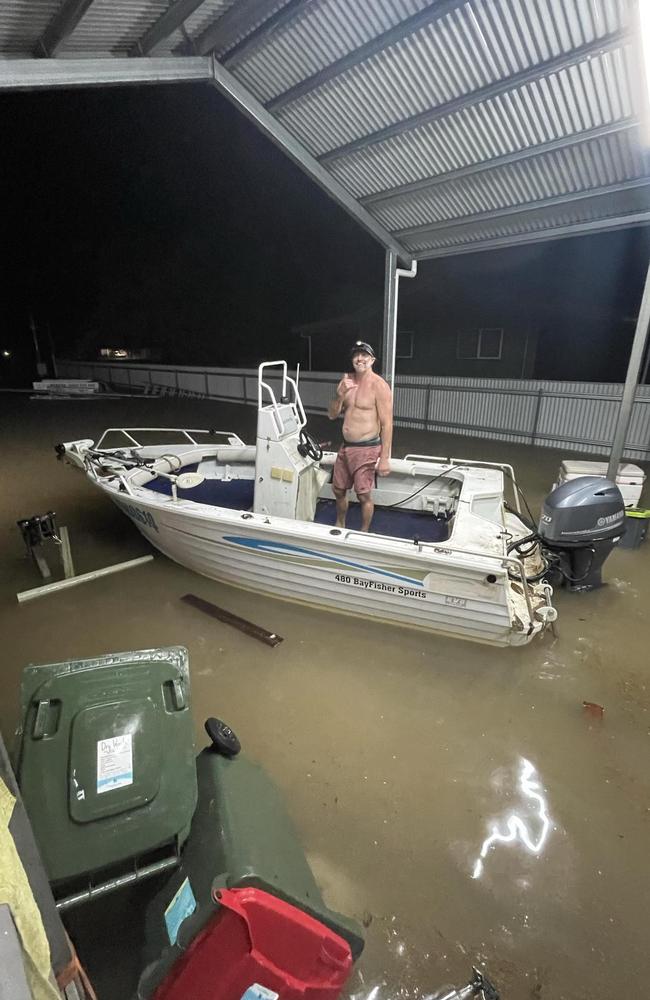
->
<box><xmin>95</xmin><ymin>428</ymin><xmax>244</xmax><ymax>450</ymax></box>
<box><xmin>258</xmin><ymin>361</ymin><xmax>307</xmax><ymax>436</ymax></box>
<box><xmin>403</xmin><ymin>454</ymin><xmax>521</xmax><ymax>512</ymax></box>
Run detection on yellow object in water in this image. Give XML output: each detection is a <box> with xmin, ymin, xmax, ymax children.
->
<box><xmin>0</xmin><ymin>779</ymin><xmax>60</xmax><ymax>1000</ymax></box>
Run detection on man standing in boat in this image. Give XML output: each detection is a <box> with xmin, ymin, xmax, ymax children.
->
<box><xmin>327</xmin><ymin>341</ymin><xmax>393</xmax><ymax>532</ymax></box>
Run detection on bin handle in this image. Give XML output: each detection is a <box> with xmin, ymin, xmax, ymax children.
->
<box><xmin>319</xmin><ymin>938</ymin><xmax>350</xmax><ymax>970</ymax></box>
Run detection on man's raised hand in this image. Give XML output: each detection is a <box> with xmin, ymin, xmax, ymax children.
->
<box><xmin>338</xmin><ymin>373</ymin><xmax>357</xmax><ymax>397</ymax></box>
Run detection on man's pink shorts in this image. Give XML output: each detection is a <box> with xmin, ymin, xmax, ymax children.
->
<box><xmin>332</xmin><ymin>443</ymin><xmax>381</xmax><ymax>496</ymax></box>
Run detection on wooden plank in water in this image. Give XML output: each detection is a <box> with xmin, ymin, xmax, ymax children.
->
<box><xmin>181</xmin><ymin>593</ymin><xmax>283</xmax><ymax>647</ymax></box>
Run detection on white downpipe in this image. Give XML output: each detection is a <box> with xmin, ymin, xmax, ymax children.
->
<box><xmin>397</xmin><ymin>261</ymin><xmax>418</xmax><ymax>279</ymax></box>
<box><xmin>383</xmin><ymin>254</ymin><xmax>417</xmax><ymax>391</ymax></box>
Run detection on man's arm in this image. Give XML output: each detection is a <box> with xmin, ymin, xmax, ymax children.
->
<box><xmin>376</xmin><ymin>379</ymin><xmax>393</xmax><ymax>476</ymax></box>
<box><xmin>328</xmin><ymin>374</ymin><xmax>354</xmax><ymax>420</ymax></box>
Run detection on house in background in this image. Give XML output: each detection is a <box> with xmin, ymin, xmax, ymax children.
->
<box><xmin>292</xmin><ymin>229</ymin><xmax>650</xmax><ymax>383</ymax></box>
<box><xmin>292</xmin><ymin>285</ymin><xmax>539</xmax><ymax>379</ymax></box>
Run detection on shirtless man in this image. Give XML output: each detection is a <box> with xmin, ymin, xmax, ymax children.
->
<box><xmin>327</xmin><ymin>341</ymin><xmax>393</xmax><ymax>532</ymax></box>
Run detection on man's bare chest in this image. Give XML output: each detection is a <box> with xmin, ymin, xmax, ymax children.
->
<box><xmin>349</xmin><ymin>385</ymin><xmax>377</xmax><ymax>412</ymax></box>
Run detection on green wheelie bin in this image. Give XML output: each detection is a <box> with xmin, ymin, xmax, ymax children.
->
<box><xmin>14</xmin><ymin>646</ymin><xmax>198</xmax><ymax>903</ymax></box>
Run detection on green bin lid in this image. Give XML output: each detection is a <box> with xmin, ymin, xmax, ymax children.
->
<box><xmin>15</xmin><ymin>647</ymin><xmax>197</xmax><ymax>887</ymax></box>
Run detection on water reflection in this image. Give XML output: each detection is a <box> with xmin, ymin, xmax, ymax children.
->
<box><xmin>472</xmin><ymin>757</ymin><xmax>551</xmax><ymax>879</ymax></box>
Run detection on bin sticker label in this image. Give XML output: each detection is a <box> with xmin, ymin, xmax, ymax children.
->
<box><xmin>96</xmin><ymin>734</ymin><xmax>133</xmax><ymax>794</ymax></box>
<box><xmin>241</xmin><ymin>986</ymin><xmax>279</xmax><ymax>1000</ymax></box>
<box><xmin>164</xmin><ymin>877</ymin><xmax>197</xmax><ymax>946</ymax></box>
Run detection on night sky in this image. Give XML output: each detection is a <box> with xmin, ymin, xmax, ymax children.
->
<box><xmin>2</xmin><ymin>82</ymin><xmax>650</xmax><ymax>384</ymax></box>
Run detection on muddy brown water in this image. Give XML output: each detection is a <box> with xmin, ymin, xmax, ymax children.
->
<box><xmin>1</xmin><ymin>394</ymin><xmax>649</xmax><ymax>1000</ymax></box>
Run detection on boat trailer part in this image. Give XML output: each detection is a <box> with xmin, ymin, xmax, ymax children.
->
<box><xmin>16</xmin><ymin>512</ymin><xmax>153</xmax><ymax>603</ymax></box>
<box><xmin>16</xmin><ymin>511</ymin><xmax>63</xmax><ymax>580</ymax></box>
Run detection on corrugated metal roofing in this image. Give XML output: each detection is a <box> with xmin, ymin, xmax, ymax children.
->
<box><xmin>182</xmin><ymin>0</ymin><xmax>240</xmax><ymax>48</ymax></box>
<box><xmin>376</xmin><ymin>130</ymin><xmax>650</xmax><ymax>231</ymax></box>
<box><xmin>1</xmin><ymin>0</ymin><xmax>649</xmax><ymax>259</ymax></box>
<box><xmin>232</xmin><ymin>0</ymin><xmax>435</xmax><ymax>100</ymax></box>
<box><xmin>0</xmin><ymin>2</ymin><xmax>61</xmax><ymax>54</ymax></box>
<box><xmin>59</xmin><ymin>0</ymin><xmax>171</xmax><ymax>54</ymax></box>
<box><xmin>328</xmin><ymin>46</ymin><xmax>637</xmax><ymax>196</ymax></box>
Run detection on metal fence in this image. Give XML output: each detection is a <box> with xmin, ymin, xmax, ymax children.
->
<box><xmin>57</xmin><ymin>360</ymin><xmax>650</xmax><ymax>462</ymax></box>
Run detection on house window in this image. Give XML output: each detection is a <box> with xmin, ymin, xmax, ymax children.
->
<box><xmin>397</xmin><ymin>331</ymin><xmax>414</xmax><ymax>359</ymax></box>
<box><xmin>456</xmin><ymin>328</ymin><xmax>503</xmax><ymax>360</ymax></box>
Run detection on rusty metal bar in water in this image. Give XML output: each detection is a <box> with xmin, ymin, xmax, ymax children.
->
<box><xmin>181</xmin><ymin>593</ymin><xmax>283</xmax><ymax>647</ymax></box>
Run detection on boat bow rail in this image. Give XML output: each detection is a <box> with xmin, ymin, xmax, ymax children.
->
<box><xmin>95</xmin><ymin>427</ymin><xmax>245</xmax><ymax>450</ymax></box>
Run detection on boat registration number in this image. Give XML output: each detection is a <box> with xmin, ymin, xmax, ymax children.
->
<box><xmin>334</xmin><ymin>573</ymin><xmax>425</xmax><ymax>598</ymax></box>
<box><xmin>119</xmin><ymin>502</ymin><xmax>158</xmax><ymax>532</ymax></box>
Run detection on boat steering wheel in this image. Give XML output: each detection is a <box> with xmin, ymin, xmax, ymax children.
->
<box><xmin>298</xmin><ymin>428</ymin><xmax>323</xmax><ymax>462</ymax></box>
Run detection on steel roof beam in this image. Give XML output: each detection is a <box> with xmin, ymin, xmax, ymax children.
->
<box><xmin>414</xmin><ymin>211</ymin><xmax>650</xmax><ymax>259</ymax></box>
<box><xmin>0</xmin><ymin>57</ymin><xmax>213</xmax><ymax>91</ymax></box>
<box><xmin>319</xmin><ymin>28</ymin><xmax>630</xmax><ymax>166</ymax></box>
<box><xmin>266</xmin><ymin>0</ymin><xmax>467</xmax><ymax>113</ymax></box>
<box><xmin>189</xmin><ymin>0</ymin><xmax>310</xmax><ymax>61</ymax></box>
<box><xmin>396</xmin><ymin>177</ymin><xmax>650</xmax><ymax>239</ymax></box>
<box><xmin>208</xmin><ymin>55</ymin><xmax>413</xmax><ymax>266</ymax></box>
<box><xmin>361</xmin><ymin>119</ymin><xmax>640</xmax><ymax>208</ymax></box>
<box><xmin>130</xmin><ymin>0</ymin><xmax>207</xmax><ymax>56</ymax></box>
<box><xmin>34</xmin><ymin>0</ymin><xmax>96</xmax><ymax>57</ymax></box>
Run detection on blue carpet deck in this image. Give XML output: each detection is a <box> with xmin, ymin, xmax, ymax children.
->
<box><xmin>143</xmin><ymin>467</ymin><xmax>255</xmax><ymax>509</ymax></box>
<box><xmin>314</xmin><ymin>499</ymin><xmax>448</xmax><ymax>542</ymax></box>
<box><xmin>142</xmin><ymin>474</ymin><xmax>448</xmax><ymax>542</ymax></box>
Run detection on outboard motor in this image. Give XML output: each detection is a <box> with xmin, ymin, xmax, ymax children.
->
<box><xmin>538</xmin><ymin>476</ymin><xmax>625</xmax><ymax>591</ymax></box>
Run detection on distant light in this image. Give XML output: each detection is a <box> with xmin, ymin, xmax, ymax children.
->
<box><xmin>1</xmin><ymin>349</ymin><xmax>11</xmax><ymax>358</ymax></box>
<box><xmin>100</xmin><ymin>347</ymin><xmax>129</xmax><ymax>359</ymax></box>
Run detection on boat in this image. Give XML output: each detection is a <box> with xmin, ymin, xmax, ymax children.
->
<box><xmin>56</xmin><ymin>361</ymin><xmax>557</xmax><ymax>646</ymax></box>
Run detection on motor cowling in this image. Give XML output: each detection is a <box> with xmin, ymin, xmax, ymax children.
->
<box><xmin>538</xmin><ymin>476</ymin><xmax>625</xmax><ymax>591</ymax></box>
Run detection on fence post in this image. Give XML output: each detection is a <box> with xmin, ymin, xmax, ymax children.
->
<box><xmin>530</xmin><ymin>387</ymin><xmax>543</xmax><ymax>445</ymax></box>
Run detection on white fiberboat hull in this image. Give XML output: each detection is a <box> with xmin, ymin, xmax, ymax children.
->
<box><xmin>100</xmin><ymin>483</ymin><xmax>542</xmax><ymax>648</ymax></box>
<box><xmin>59</xmin><ymin>362</ymin><xmax>554</xmax><ymax>647</ymax></box>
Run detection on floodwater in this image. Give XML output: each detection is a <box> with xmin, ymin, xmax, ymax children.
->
<box><xmin>1</xmin><ymin>393</ymin><xmax>649</xmax><ymax>1000</ymax></box>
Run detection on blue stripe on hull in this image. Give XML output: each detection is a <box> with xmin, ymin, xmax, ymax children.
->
<box><xmin>223</xmin><ymin>535</ymin><xmax>424</xmax><ymax>588</ymax></box>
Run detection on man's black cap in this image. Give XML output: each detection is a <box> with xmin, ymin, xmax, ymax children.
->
<box><xmin>350</xmin><ymin>341</ymin><xmax>376</xmax><ymax>358</ymax></box>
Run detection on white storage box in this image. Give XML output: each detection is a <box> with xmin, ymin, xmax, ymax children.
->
<box><xmin>554</xmin><ymin>460</ymin><xmax>645</xmax><ymax>508</ymax></box>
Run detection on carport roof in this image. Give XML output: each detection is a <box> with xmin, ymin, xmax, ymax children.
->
<box><xmin>2</xmin><ymin>0</ymin><xmax>650</xmax><ymax>264</ymax></box>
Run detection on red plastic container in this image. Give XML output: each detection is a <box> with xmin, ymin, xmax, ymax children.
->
<box><xmin>152</xmin><ymin>887</ymin><xmax>353</xmax><ymax>1000</ymax></box>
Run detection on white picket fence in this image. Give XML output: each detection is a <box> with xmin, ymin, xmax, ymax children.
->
<box><xmin>57</xmin><ymin>360</ymin><xmax>650</xmax><ymax>462</ymax></box>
